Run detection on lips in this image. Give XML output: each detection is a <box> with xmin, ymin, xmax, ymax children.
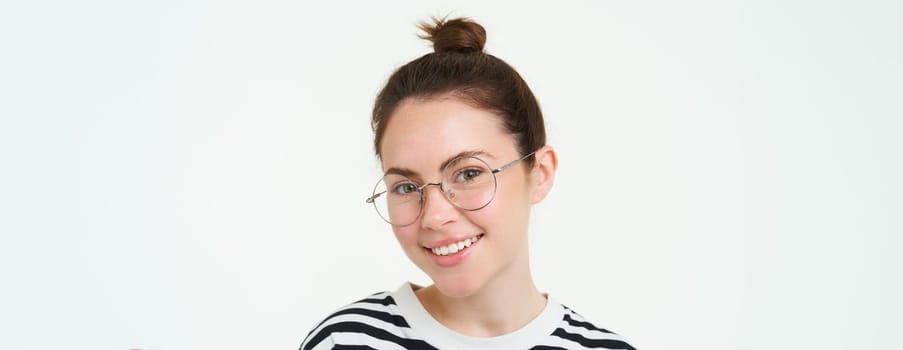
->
<box><xmin>422</xmin><ymin>233</ymin><xmax>484</xmax><ymax>268</ymax></box>
<box><xmin>427</xmin><ymin>234</ymin><xmax>483</xmax><ymax>256</ymax></box>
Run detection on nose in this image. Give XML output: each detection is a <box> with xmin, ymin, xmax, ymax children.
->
<box><xmin>419</xmin><ymin>183</ymin><xmax>459</xmax><ymax>230</ymax></box>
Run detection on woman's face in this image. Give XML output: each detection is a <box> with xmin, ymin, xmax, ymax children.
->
<box><xmin>379</xmin><ymin>97</ymin><xmax>535</xmax><ymax>298</ymax></box>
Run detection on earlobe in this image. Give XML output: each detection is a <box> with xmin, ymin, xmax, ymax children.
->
<box><xmin>530</xmin><ymin>145</ymin><xmax>558</xmax><ymax>204</ymax></box>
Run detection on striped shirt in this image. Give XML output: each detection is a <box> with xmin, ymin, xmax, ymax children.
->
<box><xmin>300</xmin><ymin>282</ymin><xmax>637</xmax><ymax>350</ymax></box>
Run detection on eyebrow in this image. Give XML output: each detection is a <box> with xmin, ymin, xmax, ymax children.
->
<box><xmin>384</xmin><ymin>150</ymin><xmax>497</xmax><ymax>179</ymax></box>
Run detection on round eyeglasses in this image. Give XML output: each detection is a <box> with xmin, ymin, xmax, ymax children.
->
<box><xmin>365</xmin><ymin>152</ymin><xmax>535</xmax><ymax>226</ymax></box>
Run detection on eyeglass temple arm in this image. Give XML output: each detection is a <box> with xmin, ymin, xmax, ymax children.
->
<box><xmin>492</xmin><ymin>152</ymin><xmax>536</xmax><ymax>174</ymax></box>
<box><xmin>365</xmin><ymin>191</ymin><xmax>386</xmax><ymax>204</ymax></box>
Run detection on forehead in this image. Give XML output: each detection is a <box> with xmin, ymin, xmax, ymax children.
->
<box><xmin>379</xmin><ymin>97</ymin><xmax>517</xmax><ymax>173</ymax></box>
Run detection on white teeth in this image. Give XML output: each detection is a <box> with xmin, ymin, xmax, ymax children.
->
<box><xmin>429</xmin><ymin>235</ymin><xmax>482</xmax><ymax>256</ymax></box>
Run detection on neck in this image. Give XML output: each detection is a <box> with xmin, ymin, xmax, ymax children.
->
<box><xmin>414</xmin><ymin>249</ymin><xmax>547</xmax><ymax>337</ymax></box>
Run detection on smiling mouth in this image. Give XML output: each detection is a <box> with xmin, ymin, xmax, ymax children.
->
<box><xmin>426</xmin><ymin>234</ymin><xmax>484</xmax><ymax>256</ymax></box>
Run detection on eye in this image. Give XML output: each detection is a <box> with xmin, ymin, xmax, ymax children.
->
<box><xmin>455</xmin><ymin>168</ymin><xmax>483</xmax><ymax>183</ymax></box>
<box><xmin>392</xmin><ymin>182</ymin><xmax>419</xmax><ymax>195</ymax></box>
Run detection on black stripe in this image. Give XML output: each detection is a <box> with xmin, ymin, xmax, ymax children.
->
<box><xmin>551</xmin><ymin>328</ymin><xmax>636</xmax><ymax>350</ymax></box>
<box><xmin>529</xmin><ymin>346</ymin><xmax>569</xmax><ymax>350</ymax></box>
<box><xmin>304</xmin><ymin>295</ymin><xmax>397</xmax><ymax>339</ymax></box>
<box><xmin>302</xmin><ymin>321</ymin><xmax>438</xmax><ymax>350</ymax></box>
<box><xmin>303</xmin><ymin>306</ymin><xmax>408</xmax><ymax>343</ymax></box>
<box><xmin>356</xmin><ymin>295</ymin><xmax>397</xmax><ymax>306</ymax></box>
<box><xmin>333</xmin><ymin>345</ymin><xmax>378</xmax><ymax>350</ymax></box>
<box><xmin>305</xmin><ymin>308</ymin><xmax>411</xmax><ymax>344</ymax></box>
<box><xmin>561</xmin><ymin>304</ymin><xmax>580</xmax><ymax>315</ymax></box>
<box><xmin>563</xmin><ymin>314</ymin><xmax>614</xmax><ymax>334</ymax></box>
<box><xmin>332</xmin><ymin>308</ymin><xmax>410</xmax><ymax>327</ymax></box>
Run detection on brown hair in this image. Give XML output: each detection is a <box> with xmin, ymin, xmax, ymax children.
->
<box><xmin>372</xmin><ymin>17</ymin><xmax>546</xmax><ymax>168</ymax></box>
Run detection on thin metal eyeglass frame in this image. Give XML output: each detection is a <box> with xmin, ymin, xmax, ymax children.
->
<box><xmin>365</xmin><ymin>151</ymin><xmax>536</xmax><ymax>226</ymax></box>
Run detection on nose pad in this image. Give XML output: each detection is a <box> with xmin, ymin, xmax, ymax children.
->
<box><xmin>420</xmin><ymin>183</ymin><xmax>458</xmax><ymax>228</ymax></box>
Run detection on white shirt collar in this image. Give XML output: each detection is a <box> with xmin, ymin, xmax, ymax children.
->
<box><xmin>391</xmin><ymin>281</ymin><xmax>563</xmax><ymax>350</ymax></box>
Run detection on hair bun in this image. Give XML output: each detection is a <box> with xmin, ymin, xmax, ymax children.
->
<box><xmin>418</xmin><ymin>17</ymin><xmax>486</xmax><ymax>54</ymax></box>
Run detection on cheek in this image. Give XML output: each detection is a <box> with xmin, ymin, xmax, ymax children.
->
<box><xmin>471</xmin><ymin>182</ymin><xmax>532</xmax><ymax>232</ymax></box>
<box><xmin>495</xmin><ymin>173</ymin><xmax>533</xmax><ymax>209</ymax></box>
<box><xmin>392</xmin><ymin>226</ymin><xmax>420</xmax><ymax>247</ymax></box>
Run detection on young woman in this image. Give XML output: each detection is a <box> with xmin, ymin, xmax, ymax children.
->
<box><xmin>301</xmin><ymin>17</ymin><xmax>636</xmax><ymax>350</ymax></box>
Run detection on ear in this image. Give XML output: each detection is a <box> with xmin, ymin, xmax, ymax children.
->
<box><xmin>529</xmin><ymin>145</ymin><xmax>558</xmax><ymax>204</ymax></box>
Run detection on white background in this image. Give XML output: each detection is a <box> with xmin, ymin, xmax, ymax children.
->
<box><xmin>1</xmin><ymin>1</ymin><xmax>900</xmax><ymax>349</ymax></box>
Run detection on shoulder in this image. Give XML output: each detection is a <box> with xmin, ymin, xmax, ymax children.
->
<box><xmin>299</xmin><ymin>291</ymin><xmax>432</xmax><ymax>350</ymax></box>
<box><xmin>537</xmin><ymin>304</ymin><xmax>638</xmax><ymax>350</ymax></box>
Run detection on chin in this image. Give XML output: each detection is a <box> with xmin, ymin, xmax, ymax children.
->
<box><xmin>430</xmin><ymin>273</ymin><xmax>486</xmax><ymax>299</ymax></box>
